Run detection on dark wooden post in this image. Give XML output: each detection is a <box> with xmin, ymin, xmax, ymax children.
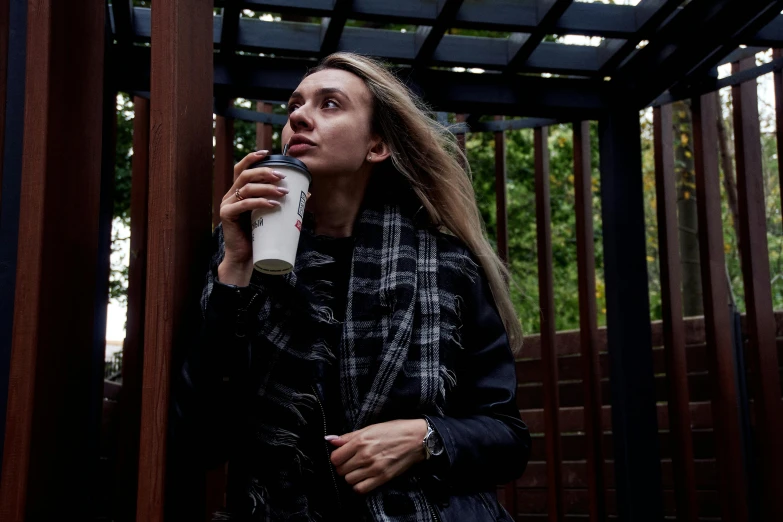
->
<box><xmin>598</xmin><ymin>108</ymin><xmax>663</xmax><ymax>522</ymax></box>
<box><xmin>455</xmin><ymin>113</ymin><xmax>467</xmax><ymax>168</ymax></box>
<box><xmin>691</xmin><ymin>91</ymin><xmax>749</xmax><ymax>522</ymax></box>
<box><xmin>572</xmin><ymin>121</ymin><xmax>606</xmax><ymax>522</ymax></box>
<box><xmin>731</xmin><ymin>58</ymin><xmax>783</xmax><ymax>522</ymax></box>
<box><xmin>0</xmin><ymin>1</ymin><xmax>106</xmax><ymax>519</ymax></box>
<box><xmin>136</xmin><ymin>1</ymin><xmax>214</xmax><ymax>520</ymax></box>
<box><xmin>0</xmin><ymin>0</ymin><xmax>27</xmax><ymax>466</ymax></box>
<box><xmin>534</xmin><ymin>126</ymin><xmax>563</xmax><ymax>522</ymax></box>
<box><xmin>256</xmin><ymin>101</ymin><xmax>274</xmax><ymax>152</ymax></box>
<box><xmin>214</xmin><ymin>107</ymin><xmax>234</xmax><ymax>228</ymax></box>
<box><xmin>0</xmin><ymin>0</ymin><xmax>8</xmax><ymax>202</ymax></box>
<box><xmin>114</xmin><ymin>96</ymin><xmax>150</xmax><ymax>522</ymax></box>
<box><xmin>652</xmin><ymin>104</ymin><xmax>698</xmax><ymax>522</ymax></box>
<box><xmin>774</xmin><ymin>50</ymin><xmax>783</xmax><ymax>224</ymax></box>
<box><xmin>494</xmin><ymin>116</ymin><xmax>509</xmax><ymax>264</ymax></box>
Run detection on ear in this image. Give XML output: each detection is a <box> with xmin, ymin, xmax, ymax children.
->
<box><xmin>366</xmin><ymin>137</ymin><xmax>391</xmax><ymax>164</ymax></box>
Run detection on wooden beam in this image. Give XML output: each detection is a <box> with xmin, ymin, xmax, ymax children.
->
<box><xmin>572</xmin><ymin>120</ymin><xmax>606</xmax><ymax>522</ymax></box>
<box><xmin>320</xmin><ymin>0</ymin><xmax>351</xmax><ymax>56</ymax></box>
<box><xmin>0</xmin><ymin>0</ymin><xmax>8</xmax><ymax>207</ymax></box>
<box><xmin>652</xmin><ymin>104</ymin><xmax>699</xmax><ymax>522</ymax></box>
<box><xmin>214</xmin><ymin>110</ymin><xmax>234</xmax><ymax>229</ymax></box>
<box><xmin>598</xmin><ymin>108</ymin><xmax>663</xmax><ymax>521</ymax></box>
<box><xmin>494</xmin><ymin>116</ymin><xmax>508</xmax><ymax>264</ymax></box>
<box><xmin>111</xmin><ymin>0</ymin><xmax>135</xmax><ymax>48</ymax></box>
<box><xmin>135</xmin><ymin>1</ymin><xmax>214</xmax><ymax>520</ymax></box>
<box><xmin>0</xmin><ymin>0</ymin><xmax>106</xmax><ymax>518</ymax></box>
<box><xmin>414</xmin><ymin>0</ymin><xmax>464</xmax><ymax>65</ymax></box>
<box><xmin>219</xmin><ymin>0</ymin><xmax>241</xmax><ymax>56</ymax></box>
<box><xmin>113</xmin><ymin>96</ymin><xmax>150</xmax><ymax>522</ymax></box>
<box><xmin>731</xmin><ymin>57</ymin><xmax>783</xmax><ymax>522</ymax></box>
<box><xmin>507</xmin><ymin>0</ymin><xmax>574</xmax><ymax>72</ymax></box>
<box><xmin>255</xmin><ymin>101</ymin><xmax>273</xmax><ymax>153</ymax></box>
<box><xmin>691</xmin><ymin>91</ymin><xmax>749</xmax><ymax>522</ymax></box>
<box><xmin>534</xmin><ymin>125</ymin><xmax>564</xmax><ymax>522</ymax></box>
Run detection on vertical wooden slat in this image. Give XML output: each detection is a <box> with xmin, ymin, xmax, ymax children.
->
<box><xmin>691</xmin><ymin>91</ymin><xmax>749</xmax><ymax>522</ymax></box>
<box><xmin>572</xmin><ymin>121</ymin><xmax>606</xmax><ymax>522</ymax></box>
<box><xmin>731</xmin><ymin>57</ymin><xmax>783</xmax><ymax>522</ymax></box>
<box><xmin>114</xmin><ymin>96</ymin><xmax>150</xmax><ymax>522</ymax></box>
<box><xmin>0</xmin><ymin>0</ymin><xmax>27</xmax><ymax>465</ymax></box>
<box><xmin>598</xmin><ymin>108</ymin><xmax>663</xmax><ymax>521</ymax></box>
<box><xmin>455</xmin><ymin>113</ymin><xmax>467</xmax><ymax>169</ymax></box>
<box><xmin>534</xmin><ymin>126</ymin><xmax>564</xmax><ymax>522</ymax></box>
<box><xmin>136</xmin><ymin>2</ymin><xmax>214</xmax><ymax>520</ymax></box>
<box><xmin>774</xmin><ymin>50</ymin><xmax>783</xmax><ymax>221</ymax></box>
<box><xmin>256</xmin><ymin>101</ymin><xmax>273</xmax><ymax>152</ymax></box>
<box><xmin>0</xmin><ymin>1</ymin><xmax>105</xmax><ymax>519</ymax></box>
<box><xmin>652</xmin><ymin>104</ymin><xmax>699</xmax><ymax>522</ymax></box>
<box><xmin>0</xmin><ymin>0</ymin><xmax>9</xmax><ymax>203</ymax></box>
<box><xmin>495</xmin><ymin>116</ymin><xmax>509</xmax><ymax>263</ymax></box>
<box><xmin>213</xmin><ymin>109</ymin><xmax>234</xmax><ymax>228</ymax></box>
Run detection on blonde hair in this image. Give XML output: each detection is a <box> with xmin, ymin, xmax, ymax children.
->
<box><xmin>307</xmin><ymin>53</ymin><xmax>523</xmax><ymax>353</ymax></box>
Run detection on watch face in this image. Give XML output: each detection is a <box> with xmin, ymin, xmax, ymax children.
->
<box><xmin>426</xmin><ymin>432</ymin><xmax>444</xmax><ymax>456</ymax></box>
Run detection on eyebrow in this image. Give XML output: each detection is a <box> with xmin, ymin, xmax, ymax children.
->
<box><xmin>288</xmin><ymin>87</ymin><xmax>349</xmax><ymax>101</ymax></box>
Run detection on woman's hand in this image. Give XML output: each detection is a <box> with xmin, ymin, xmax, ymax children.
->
<box><xmin>327</xmin><ymin>419</ymin><xmax>428</xmax><ymax>494</ymax></box>
<box><xmin>217</xmin><ymin>150</ymin><xmax>288</xmax><ymax>286</ymax></box>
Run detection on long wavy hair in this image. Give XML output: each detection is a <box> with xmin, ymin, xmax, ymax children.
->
<box><xmin>306</xmin><ymin>52</ymin><xmax>523</xmax><ymax>353</ymax></box>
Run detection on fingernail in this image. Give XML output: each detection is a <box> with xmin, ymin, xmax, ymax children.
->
<box><xmin>255</xmin><ymin>150</ymin><xmax>269</xmax><ymax>156</ymax></box>
<box><xmin>273</xmin><ymin>170</ymin><xmax>287</xmax><ymax>178</ymax></box>
<box><xmin>324</xmin><ymin>435</ymin><xmax>339</xmax><ymax>441</ymax></box>
<box><xmin>268</xmin><ymin>200</ymin><xmax>281</xmax><ymax>206</ymax></box>
<box><xmin>277</xmin><ymin>187</ymin><xmax>290</xmax><ymax>194</ymax></box>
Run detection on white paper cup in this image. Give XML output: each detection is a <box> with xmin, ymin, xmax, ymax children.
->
<box><xmin>248</xmin><ymin>155</ymin><xmax>312</xmax><ymax>275</ymax></box>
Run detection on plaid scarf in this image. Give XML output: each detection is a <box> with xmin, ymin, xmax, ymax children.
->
<box><xmin>203</xmin><ymin>175</ymin><xmax>476</xmax><ymax>521</ymax></box>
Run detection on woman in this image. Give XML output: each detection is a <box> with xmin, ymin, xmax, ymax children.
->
<box><xmin>182</xmin><ymin>52</ymin><xmax>530</xmax><ymax>521</ymax></box>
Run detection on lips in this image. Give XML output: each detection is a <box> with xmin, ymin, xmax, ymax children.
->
<box><xmin>288</xmin><ymin>135</ymin><xmax>316</xmax><ymax>147</ymax></box>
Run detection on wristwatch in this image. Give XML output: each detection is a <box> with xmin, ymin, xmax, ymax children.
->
<box><xmin>423</xmin><ymin>418</ymin><xmax>444</xmax><ymax>460</ymax></box>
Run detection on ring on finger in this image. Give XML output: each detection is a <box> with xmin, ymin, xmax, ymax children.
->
<box><xmin>235</xmin><ymin>188</ymin><xmax>244</xmax><ymax>201</ymax></box>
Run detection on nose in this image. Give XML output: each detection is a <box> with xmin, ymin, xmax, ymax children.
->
<box><xmin>288</xmin><ymin>103</ymin><xmax>313</xmax><ymax>132</ymax></box>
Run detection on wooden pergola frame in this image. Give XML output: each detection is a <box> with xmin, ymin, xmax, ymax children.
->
<box><xmin>1</xmin><ymin>1</ymin><xmax>783</xmax><ymax>521</ymax></box>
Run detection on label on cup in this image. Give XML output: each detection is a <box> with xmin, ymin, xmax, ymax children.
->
<box><xmin>297</xmin><ymin>191</ymin><xmax>306</xmax><ymax>218</ymax></box>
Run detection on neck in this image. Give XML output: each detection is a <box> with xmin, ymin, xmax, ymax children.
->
<box><xmin>307</xmin><ymin>170</ymin><xmax>372</xmax><ymax>237</ymax></box>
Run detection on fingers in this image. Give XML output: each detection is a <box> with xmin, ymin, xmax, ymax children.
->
<box><xmin>233</xmin><ymin>149</ymin><xmax>269</xmax><ymax>179</ymax></box>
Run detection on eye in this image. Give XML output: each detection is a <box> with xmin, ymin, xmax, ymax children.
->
<box><xmin>323</xmin><ymin>99</ymin><xmax>339</xmax><ymax>109</ymax></box>
<box><xmin>287</xmin><ymin>103</ymin><xmax>301</xmax><ymax>114</ymax></box>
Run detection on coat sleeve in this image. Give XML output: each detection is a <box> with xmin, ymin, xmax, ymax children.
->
<box><xmin>425</xmin><ymin>248</ymin><xmax>531</xmax><ymax>490</ymax></box>
<box><xmin>170</xmin><ymin>224</ymin><xmax>258</xmax><ymax>468</ymax></box>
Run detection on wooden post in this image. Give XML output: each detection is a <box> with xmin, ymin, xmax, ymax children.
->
<box><xmin>256</xmin><ymin>101</ymin><xmax>273</xmax><ymax>152</ymax></box>
<box><xmin>691</xmin><ymin>91</ymin><xmax>749</xmax><ymax>522</ymax></box>
<box><xmin>136</xmin><ymin>1</ymin><xmax>214</xmax><ymax>520</ymax></box>
<box><xmin>114</xmin><ymin>96</ymin><xmax>150</xmax><ymax>522</ymax></box>
<box><xmin>598</xmin><ymin>108</ymin><xmax>663</xmax><ymax>522</ymax></box>
<box><xmin>0</xmin><ymin>0</ymin><xmax>8</xmax><ymax>204</ymax></box>
<box><xmin>456</xmin><ymin>113</ymin><xmax>467</xmax><ymax>169</ymax></box>
<box><xmin>731</xmin><ymin>57</ymin><xmax>783</xmax><ymax>522</ymax></box>
<box><xmin>214</xmin><ymin>108</ymin><xmax>234</xmax><ymax>228</ymax></box>
<box><xmin>0</xmin><ymin>0</ymin><xmax>27</xmax><ymax>463</ymax></box>
<box><xmin>0</xmin><ymin>1</ymin><xmax>106</xmax><ymax>519</ymax></box>
<box><xmin>652</xmin><ymin>104</ymin><xmax>698</xmax><ymax>522</ymax></box>
<box><xmin>534</xmin><ymin>126</ymin><xmax>564</xmax><ymax>522</ymax></box>
<box><xmin>495</xmin><ymin>116</ymin><xmax>509</xmax><ymax>264</ymax></box>
<box><xmin>572</xmin><ymin>121</ymin><xmax>606</xmax><ymax>522</ymax></box>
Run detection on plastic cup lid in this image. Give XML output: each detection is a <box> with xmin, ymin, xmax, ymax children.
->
<box><xmin>250</xmin><ymin>155</ymin><xmax>311</xmax><ymax>183</ymax></box>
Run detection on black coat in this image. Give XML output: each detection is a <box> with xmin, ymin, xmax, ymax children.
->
<box><xmin>174</xmin><ymin>233</ymin><xmax>530</xmax><ymax>521</ymax></box>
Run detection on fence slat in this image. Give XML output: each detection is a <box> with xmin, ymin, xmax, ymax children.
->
<box><xmin>256</xmin><ymin>101</ymin><xmax>273</xmax><ymax>152</ymax></box>
<box><xmin>731</xmin><ymin>57</ymin><xmax>783</xmax><ymax>521</ymax></box>
<box><xmin>495</xmin><ymin>115</ymin><xmax>509</xmax><ymax>263</ymax></box>
<box><xmin>572</xmin><ymin>120</ymin><xmax>605</xmax><ymax>522</ymax></box>
<box><xmin>0</xmin><ymin>0</ymin><xmax>8</xmax><ymax>202</ymax></box>
<box><xmin>691</xmin><ymin>91</ymin><xmax>749</xmax><ymax>522</ymax></box>
<box><xmin>534</xmin><ymin>126</ymin><xmax>564</xmax><ymax>522</ymax></box>
<box><xmin>0</xmin><ymin>1</ymin><xmax>106</xmax><ymax>518</ymax></box>
<box><xmin>136</xmin><ymin>1</ymin><xmax>214</xmax><ymax>520</ymax></box>
<box><xmin>214</xmin><ymin>109</ymin><xmax>234</xmax><ymax>228</ymax></box>
<box><xmin>652</xmin><ymin>104</ymin><xmax>699</xmax><ymax>522</ymax></box>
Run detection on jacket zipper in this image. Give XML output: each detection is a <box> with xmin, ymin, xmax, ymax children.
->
<box><xmin>311</xmin><ymin>385</ymin><xmax>343</xmax><ymax>512</ymax></box>
<box><xmin>414</xmin><ymin>477</ymin><xmax>440</xmax><ymax>522</ymax></box>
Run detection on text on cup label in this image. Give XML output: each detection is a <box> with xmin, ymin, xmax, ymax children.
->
<box><xmin>298</xmin><ymin>191</ymin><xmax>306</xmax><ymax>218</ymax></box>
<box><xmin>252</xmin><ymin>217</ymin><xmax>264</xmax><ymax>230</ymax></box>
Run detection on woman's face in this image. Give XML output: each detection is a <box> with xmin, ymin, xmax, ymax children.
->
<box><xmin>281</xmin><ymin>69</ymin><xmax>383</xmax><ymax>177</ymax></box>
